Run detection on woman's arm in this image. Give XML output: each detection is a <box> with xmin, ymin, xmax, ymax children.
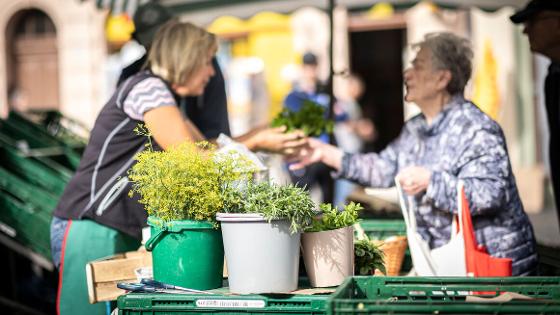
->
<box><xmin>144</xmin><ymin>106</ymin><xmax>205</xmax><ymax>150</ymax></box>
<box><xmin>234</xmin><ymin>126</ymin><xmax>307</xmax><ymax>154</ymax></box>
<box><xmin>289</xmin><ymin>138</ymin><xmax>344</xmax><ymax>171</ymax></box>
<box><xmin>291</xmin><ymin>135</ymin><xmax>403</xmax><ymax>188</ymax></box>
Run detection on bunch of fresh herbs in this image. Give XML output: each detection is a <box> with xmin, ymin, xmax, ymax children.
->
<box><xmin>271</xmin><ymin>100</ymin><xmax>334</xmax><ymax>137</ymax></box>
<box><xmin>128</xmin><ymin>134</ymin><xmax>255</xmax><ymax>222</ymax></box>
<box><xmin>305</xmin><ymin>202</ymin><xmax>362</xmax><ymax>232</ymax></box>
<box><xmin>222</xmin><ymin>182</ymin><xmax>317</xmax><ymax>233</ymax></box>
<box><xmin>355</xmin><ymin>237</ymin><xmax>386</xmax><ymax>275</ymax></box>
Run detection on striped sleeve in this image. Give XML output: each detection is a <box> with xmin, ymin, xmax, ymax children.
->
<box><xmin>122</xmin><ymin>77</ymin><xmax>177</xmax><ymax>121</ymax></box>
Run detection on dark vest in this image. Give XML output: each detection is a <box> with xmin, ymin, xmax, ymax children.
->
<box><xmin>54</xmin><ymin>71</ymin><xmax>164</xmax><ymax>239</ymax></box>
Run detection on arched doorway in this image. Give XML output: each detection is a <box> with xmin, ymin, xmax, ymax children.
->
<box><xmin>6</xmin><ymin>9</ymin><xmax>59</xmax><ymax>112</ymax></box>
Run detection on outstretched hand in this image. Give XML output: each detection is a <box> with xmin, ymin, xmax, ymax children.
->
<box><xmin>251</xmin><ymin>126</ymin><xmax>307</xmax><ymax>155</ymax></box>
<box><xmin>287</xmin><ymin>138</ymin><xmax>343</xmax><ymax>171</ymax></box>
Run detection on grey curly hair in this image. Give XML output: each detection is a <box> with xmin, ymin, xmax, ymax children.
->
<box><xmin>412</xmin><ymin>32</ymin><xmax>473</xmax><ymax>95</ymax></box>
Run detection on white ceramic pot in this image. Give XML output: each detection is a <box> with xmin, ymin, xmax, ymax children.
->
<box><xmin>302</xmin><ymin>226</ymin><xmax>354</xmax><ymax>287</ymax></box>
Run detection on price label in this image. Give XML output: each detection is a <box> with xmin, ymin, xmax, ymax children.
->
<box><xmin>196</xmin><ymin>299</ymin><xmax>266</xmax><ymax>308</ymax></box>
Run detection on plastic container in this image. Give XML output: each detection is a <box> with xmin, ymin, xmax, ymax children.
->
<box><xmin>118</xmin><ymin>291</ymin><xmax>329</xmax><ymax>315</ymax></box>
<box><xmin>357</xmin><ymin>219</ymin><xmax>406</xmax><ymax>239</ymax></box>
<box><xmin>217</xmin><ymin>213</ymin><xmax>300</xmax><ymax>294</ymax></box>
<box><xmin>0</xmin><ymin>146</ymin><xmax>71</xmax><ymax>195</ymax></box>
<box><xmin>0</xmin><ymin>192</ymin><xmax>52</xmax><ymax>259</ymax></box>
<box><xmin>145</xmin><ymin>217</ymin><xmax>224</xmax><ymax>290</ymax></box>
<box><xmin>327</xmin><ymin>276</ymin><xmax>560</xmax><ymax>314</ymax></box>
<box><xmin>302</xmin><ymin>226</ymin><xmax>354</xmax><ymax>287</ymax></box>
<box><xmin>0</xmin><ymin>119</ymin><xmax>80</xmax><ymax>170</ymax></box>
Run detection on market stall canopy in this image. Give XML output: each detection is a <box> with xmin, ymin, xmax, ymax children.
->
<box><xmin>92</xmin><ymin>0</ymin><xmax>528</xmax><ymax>21</ymax></box>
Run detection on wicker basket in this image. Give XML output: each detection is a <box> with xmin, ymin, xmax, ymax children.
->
<box><xmin>374</xmin><ymin>236</ymin><xmax>407</xmax><ymax>276</ymax></box>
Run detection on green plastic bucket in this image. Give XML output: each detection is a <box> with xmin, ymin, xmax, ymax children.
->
<box><xmin>145</xmin><ymin>217</ymin><xmax>224</xmax><ymax>290</ymax></box>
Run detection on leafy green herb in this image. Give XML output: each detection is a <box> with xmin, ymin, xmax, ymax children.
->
<box><xmin>128</xmin><ymin>139</ymin><xmax>255</xmax><ymax>222</ymax></box>
<box><xmin>222</xmin><ymin>182</ymin><xmax>317</xmax><ymax>234</ymax></box>
<box><xmin>355</xmin><ymin>237</ymin><xmax>386</xmax><ymax>275</ymax></box>
<box><xmin>271</xmin><ymin>100</ymin><xmax>334</xmax><ymax>137</ymax></box>
<box><xmin>305</xmin><ymin>202</ymin><xmax>362</xmax><ymax>232</ymax></box>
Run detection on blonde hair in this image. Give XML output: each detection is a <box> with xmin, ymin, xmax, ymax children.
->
<box><xmin>147</xmin><ymin>19</ymin><xmax>217</xmax><ymax>86</ymax></box>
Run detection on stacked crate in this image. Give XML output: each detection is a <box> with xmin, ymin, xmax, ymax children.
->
<box><xmin>0</xmin><ymin>111</ymin><xmax>85</xmax><ymax>261</ymax></box>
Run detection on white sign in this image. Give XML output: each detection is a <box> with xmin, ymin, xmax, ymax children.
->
<box><xmin>196</xmin><ymin>299</ymin><xmax>266</xmax><ymax>308</ymax></box>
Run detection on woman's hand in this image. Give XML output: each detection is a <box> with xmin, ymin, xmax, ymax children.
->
<box><xmin>288</xmin><ymin>138</ymin><xmax>343</xmax><ymax>171</ymax></box>
<box><xmin>397</xmin><ymin>166</ymin><xmax>432</xmax><ymax>195</ymax></box>
<box><xmin>240</xmin><ymin>126</ymin><xmax>307</xmax><ymax>155</ymax></box>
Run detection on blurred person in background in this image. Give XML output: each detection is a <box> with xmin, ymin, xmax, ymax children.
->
<box><xmin>50</xmin><ymin>20</ymin><xmax>305</xmax><ymax>314</ymax></box>
<box><xmin>283</xmin><ymin>52</ymin><xmax>343</xmax><ymax>203</ymax></box>
<box><xmin>511</xmin><ymin>0</ymin><xmax>560</xmax><ymax>228</ymax></box>
<box><xmin>290</xmin><ymin>32</ymin><xmax>537</xmax><ymax>276</ymax></box>
<box><xmin>118</xmin><ymin>2</ymin><xmax>230</xmax><ymax>140</ymax></box>
<box><xmin>333</xmin><ymin>74</ymin><xmax>376</xmax><ymax>207</ymax></box>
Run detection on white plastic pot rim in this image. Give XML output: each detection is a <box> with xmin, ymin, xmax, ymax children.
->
<box><xmin>216</xmin><ymin>213</ymin><xmax>285</xmax><ymax>222</ymax></box>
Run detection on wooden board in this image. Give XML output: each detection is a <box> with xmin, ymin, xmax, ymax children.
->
<box><xmin>86</xmin><ymin>250</ymin><xmax>152</xmax><ymax>303</ymax></box>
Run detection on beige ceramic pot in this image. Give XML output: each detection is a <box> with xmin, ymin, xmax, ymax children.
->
<box><xmin>301</xmin><ymin>226</ymin><xmax>354</xmax><ymax>287</ymax></box>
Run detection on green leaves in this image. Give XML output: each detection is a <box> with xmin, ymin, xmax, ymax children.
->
<box><xmin>355</xmin><ymin>237</ymin><xmax>386</xmax><ymax>275</ymax></box>
<box><xmin>271</xmin><ymin>100</ymin><xmax>334</xmax><ymax>137</ymax></box>
<box><xmin>222</xmin><ymin>182</ymin><xmax>317</xmax><ymax>234</ymax></box>
<box><xmin>306</xmin><ymin>202</ymin><xmax>362</xmax><ymax>232</ymax></box>
<box><xmin>128</xmin><ymin>141</ymin><xmax>255</xmax><ymax>222</ymax></box>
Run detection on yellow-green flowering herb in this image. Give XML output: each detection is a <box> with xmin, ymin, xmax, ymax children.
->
<box><xmin>133</xmin><ymin>124</ymin><xmax>154</xmax><ymax>150</ymax></box>
<box><xmin>128</xmin><ymin>141</ymin><xmax>255</xmax><ymax>222</ymax></box>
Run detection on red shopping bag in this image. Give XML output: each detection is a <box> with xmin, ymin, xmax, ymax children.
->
<box><xmin>459</xmin><ymin>184</ymin><xmax>512</xmax><ymax>277</ymax></box>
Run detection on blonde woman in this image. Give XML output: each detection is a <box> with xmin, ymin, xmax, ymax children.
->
<box><xmin>50</xmin><ymin>20</ymin><xmax>304</xmax><ymax>314</ymax></box>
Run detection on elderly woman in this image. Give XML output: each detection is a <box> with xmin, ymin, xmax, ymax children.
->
<box><xmin>291</xmin><ymin>32</ymin><xmax>537</xmax><ymax>276</ymax></box>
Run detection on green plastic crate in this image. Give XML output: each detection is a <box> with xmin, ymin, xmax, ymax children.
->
<box><xmin>8</xmin><ymin>111</ymin><xmax>86</xmax><ymax>150</ymax></box>
<box><xmin>12</xmin><ymin>110</ymin><xmax>88</xmax><ymax>151</ymax></box>
<box><xmin>0</xmin><ymin>119</ymin><xmax>80</xmax><ymax>170</ymax></box>
<box><xmin>327</xmin><ymin>276</ymin><xmax>560</xmax><ymax>314</ymax></box>
<box><xmin>0</xmin><ymin>167</ymin><xmax>59</xmax><ymax>210</ymax></box>
<box><xmin>356</xmin><ymin>219</ymin><xmax>411</xmax><ymax>273</ymax></box>
<box><xmin>118</xmin><ymin>292</ymin><xmax>329</xmax><ymax>315</ymax></box>
<box><xmin>357</xmin><ymin>219</ymin><xmax>406</xmax><ymax>240</ymax></box>
<box><xmin>0</xmin><ymin>146</ymin><xmax>70</xmax><ymax>195</ymax></box>
<box><xmin>0</xmin><ymin>166</ymin><xmax>57</xmax><ymax>260</ymax></box>
<box><xmin>0</xmin><ymin>191</ymin><xmax>52</xmax><ymax>259</ymax></box>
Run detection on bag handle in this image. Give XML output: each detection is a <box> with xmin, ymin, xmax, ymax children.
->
<box><xmin>395</xmin><ymin>177</ymin><xmax>412</xmax><ymax>229</ymax></box>
<box><xmin>353</xmin><ymin>221</ymin><xmax>368</xmax><ymax>241</ymax></box>
<box><xmin>456</xmin><ymin>181</ymin><xmax>466</xmax><ymax>237</ymax></box>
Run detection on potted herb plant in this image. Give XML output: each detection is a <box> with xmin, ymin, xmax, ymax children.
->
<box><xmin>355</xmin><ymin>237</ymin><xmax>386</xmax><ymax>275</ymax></box>
<box><xmin>217</xmin><ymin>182</ymin><xmax>316</xmax><ymax>294</ymax></box>
<box><xmin>128</xmin><ymin>138</ymin><xmax>253</xmax><ymax>290</ymax></box>
<box><xmin>301</xmin><ymin>202</ymin><xmax>362</xmax><ymax>287</ymax></box>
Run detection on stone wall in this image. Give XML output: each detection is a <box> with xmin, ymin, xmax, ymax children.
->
<box><xmin>0</xmin><ymin>0</ymin><xmax>107</xmax><ymax>129</ymax></box>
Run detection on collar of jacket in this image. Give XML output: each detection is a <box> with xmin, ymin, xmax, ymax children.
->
<box><xmin>407</xmin><ymin>94</ymin><xmax>465</xmax><ymax>137</ymax></box>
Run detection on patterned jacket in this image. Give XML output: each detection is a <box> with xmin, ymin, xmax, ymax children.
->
<box><xmin>339</xmin><ymin>96</ymin><xmax>538</xmax><ymax>275</ymax></box>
